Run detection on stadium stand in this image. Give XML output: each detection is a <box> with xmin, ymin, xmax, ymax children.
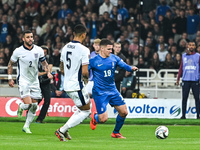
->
<box><xmin>0</xmin><ymin>0</ymin><xmax>199</xmax><ymax>98</ymax></box>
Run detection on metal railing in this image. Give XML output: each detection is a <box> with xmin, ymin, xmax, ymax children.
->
<box><xmin>0</xmin><ymin>66</ymin><xmax>181</xmax><ymax>97</ymax></box>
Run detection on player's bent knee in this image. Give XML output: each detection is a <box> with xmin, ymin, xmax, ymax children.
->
<box><xmin>119</xmin><ymin>111</ymin><xmax>128</xmax><ymax>118</ymax></box>
<box><xmin>99</xmin><ymin>116</ymin><xmax>108</xmax><ymax>123</ymax></box>
<box><xmin>79</xmin><ymin>102</ymin><xmax>91</xmax><ymax>110</ymax></box>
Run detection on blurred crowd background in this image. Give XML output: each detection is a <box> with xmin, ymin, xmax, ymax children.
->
<box><xmin>0</xmin><ymin>0</ymin><xmax>200</xmax><ymax>73</ymax></box>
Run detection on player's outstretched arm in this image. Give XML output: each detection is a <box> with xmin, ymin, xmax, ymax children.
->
<box><xmin>7</xmin><ymin>60</ymin><xmax>15</xmax><ymax>87</ymax></box>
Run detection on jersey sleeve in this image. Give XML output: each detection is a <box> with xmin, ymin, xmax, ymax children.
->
<box><xmin>82</xmin><ymin>47</ymin><xmax>90</xmax><ymax>65</ymax></box>
<box><xmin>39</xmin><ymin>47</ymin><xmax>46</xmax><ymax>62</ymax></box>
<box><xmin>10</xmin><ymin>49</ymin><xmax>19</xmax><ymax>63</ymax></box>
<box><xmin>116</xmin><ymin>56</ymin><xmax>132</xmax><ymax>72</ymax></box>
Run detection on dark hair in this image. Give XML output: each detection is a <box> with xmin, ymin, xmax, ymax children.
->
<box><xmin>23</xmin><ymin>30</ymin><xmax>32</xmax><ymax>36</ymax></box>
<box><xmin>189</xmin><ymin>41</ymin><xmax>196</xmax><ymax>46</ymax></box>
<box><xmin>74</xmin><ymin>24</ymin><xmax>87</xmax><ymax>37</ymax></box>
<box><xmin>100</xmin><ymin>38</ymin><xmax>113</xmax><ymax>46</ymax></box>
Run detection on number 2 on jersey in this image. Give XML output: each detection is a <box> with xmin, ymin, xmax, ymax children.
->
<box><xmin>29</xmin><ymin>61</ymin><xmax>32</xmax><ymax>67</ymax></box>
<box><xmin>66</xmin><ymin>51</ymin><xmax>72</xmax><ymax>69</ymax></box>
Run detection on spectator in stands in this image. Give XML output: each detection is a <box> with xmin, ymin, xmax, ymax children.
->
<box><xmin>170</xmin><ymin>44</ymin><xmax>178</xmax><ymax>61</ymax></box>
<box><xmin>0</xmin><ymin>14</ymin><xmax>15</xmax><ymax>44</ymax></box>
<box><xmin>197</xmin><ymin>45</ymin><xmax>200</xmax><ymax>54</ymax></box>
<box><xmin>121</xmin><ymin>58</ymin><xmax>136</xmax><ymax>98</ymax></box>
<box><xmin>26</xmin><ymin>0</ymin><xmax>40</xmax><ymax>11</ymax></box>
<box><xmin>178</xmin><ymin>39</ymin><xmax>187</xmax><ymax>54</ymax></box>
<box><xmin>173</xmin><ymin>53</ymin><xmax>182</xmax><ymax>69</ymax></box>
<box><xmin>158</xmin><ymin>15</ymin><xmax>169</xmax><ymax>42</ymax></box>
<box><xmin>176</xmin><ymin>41</ymin><xmax>200</xmax><ymax>119</ymax></box>
<box><xmin>51</xmin><ymin>70</ymin><xmax>69</xmax><ymax>98</ymax></box>
<box><xmin>167</xmin><ymin>37</ymin><xmax>176</xmax><ymax>52</ymax></box>
<box><xmin>99</xmin><ymin>0</ymin><xmax>113</xmax><ymax>15</ymax></box>
<box><xmin>41</xmin><ymin>18</ymin><xmax>53</xmax><ymax>36</ymax></box>
<box><xmin>155</xmin><ymin>0</ymin><xmax>172</xmax><ymax>22</ymax></box>
<box><xmin>52</xmin><ymin>48</ymin><xmax>61</xmax><ymax>67</ymax></box>
<box><xmin>129</xmin><ymin>36</ymin><xmax>139</xmax><ymax>54</ymax></box>
<box><xmin>40</xmin><ymin>25</ymin><xmax>53</xmax><ymax>45</ymax></box>
<box><xmin>164</xmin><ymin>53</ymin><xmax>174</xmax><ymax>69</ymax></box>
<box><xmin>153</xmin><ymin>23</ymin><xmax>162</xmax><ymax>40</ymax></box>
<box><xmin>145</xmin><ymin>36</ymin><xmax>156</xmax><ymax>52</ymax></box>
<box><xmin>38</xmin><ymin>5</ymin><xmax>50</xmax><ymax>27</ymax></box>
<box><xmin>121</xmin><ymin>40</ymin><xmax>132</xmax><ymax>61</ymax></box>
<box><xmin>143</xmin><ymin>45</ymin><xmax>153</xmax><ymax>65</ymax></box>
<box><xmin>157</xmin><ymin>43</ymin><xmax>168</xmax><ymax>68</ymax></box>
<box><xmin>177</xmin><ymin>32</ymin><xmax>190</xmax><ymax>47</ymax></box>
<box><xmin>141</xmin><ymin>21</ymin><xmax>152</xmax><ymax>42</ymax></box>
<box><xmin>164</xmin><ymin>10</ymin><xmax>174</xmax><ymax>42</ymax></box>
<box><xmin>32</xmin><ymin>20</ymin><xmax>41</xmax><ymax>36</ymax></box>
<box><xmin>127</xmin><ymin>24</ymin><xmax>134</xmax><ymax>42</ymax></box>
<box><xmin>2</xmin><ymin>2</ymin><xmax>10</xmax><ymax>14</ymax></box>
<box><xmin>3</xmin><ymin>35</ymin><xmax>16</xmax><ymax>55</ymax></box>
<box><xmin>113</xmin><ymin>42</ymin><xmax>126</xmax><ymax>92</ymax></box>
<box><xmin>3</xmin><ymin>47</ymin><xmax>10</xmax><ymax>66</ymax></box>
<box><xmin>150</xmin><ymin>52</ymin><xmax>160</xmax><ymax>72</ymax></box>
<box><xmin>156</xmin><ymin>35</ymin><xmax>168</xmax><ymax>51</ymax></box>
<box><xmin>187</xmin><ymin>8</ymin><xmax>200</xmax><ymax>41</ymax></box>
<box><xmin>50</xmin><ymin>5</ymin><xmax>59</xmax><ymax>20</ymax></box>
<box><xmin>100</xmin><ymin>11</ymin><xmax>117</xmax><ymax>38</ymax></box>
<box><xmin>136</xmin><ymin>57</ymin><xmax>149</xmax><ymax>77</ymax></box>
<box><xmin>132</xmin><ymin>49</ymin><xmax>139</xmax><ymax>66</ymax></box>
<box><xmin>29</xmin><ymin>6</ymin><xmax>40</xmax><ymax>25</ymax></box>
<box><xmin>117</xmin><ymin>0</ymin><xmax>129</xmax><ymax>25</ymax></box>
<box><xmin>88</xmin><ymin>12</ymin><xmax>100</xmax><ymax>41</ymax></box>
<box><xmin>58</xmin><ymin>3</ymin><xmax>73</xmax><ymax>20</ymax></box>
<box><xmin>179</xmin><ymin>0</ymin><xmax>186</xmax><ymax>10</ymax></box>
<box><xmin>173</xmin><ymin>9</ymin><xmax>187</xmax><ymax>43</ymax></box>
<box><xmin>110</xmin><ymin>6</ymin><xmax>121</xmax><ymax>28</ymax></box>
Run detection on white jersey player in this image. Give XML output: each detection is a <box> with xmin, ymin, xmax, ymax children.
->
<box><xmin>8</xmin><ymin>30</ymin><xmax>53</xmax><ymax>134</ymax></box>
<box><xmin>55</xmin><ymin>24</ymin><xmax>91</xmax><ymax>141</ymax></box>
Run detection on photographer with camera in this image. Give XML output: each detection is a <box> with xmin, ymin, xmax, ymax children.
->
<box><xmin>36</xmin><ymin>45</ymin><xmax>53</xmax><ymax>123</ymax></box>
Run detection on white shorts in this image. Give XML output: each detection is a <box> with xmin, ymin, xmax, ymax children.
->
<box><xmin>66</xmin><ymin>87</ymin><xmax>90</xmax><ymax>107</ymax></box>
<box><xmin>85</xmin><ymin>81</ymin><xmax>94</xmax><ymax>95</ymax></box>
<box><xmin>18</xmin><ymin>81</ymin><xmax>42</xmax><ymax>99</ymax></box>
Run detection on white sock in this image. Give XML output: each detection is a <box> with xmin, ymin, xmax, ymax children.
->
<box><xmin>24</xmin><ymin>103</ymin><xmax>38</xmax><ymax>128</ymax></box>
<box><xmin>60</xmin><ymin>109</ymin><xmax>91</xmax><ymax>133</ymax></box>
<box><xmin>20</xmin><ymin>103</ymin><xmax>31</xmax><ymax>110</ymax></box>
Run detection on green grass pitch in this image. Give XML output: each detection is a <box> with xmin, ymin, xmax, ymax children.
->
<box><xmin>0</xmin><ymin>121</ymin><xmax>200</xmax><ymax>150</ymax></box>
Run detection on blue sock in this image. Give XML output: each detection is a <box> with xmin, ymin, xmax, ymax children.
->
<box><xmin>113</xmin><ymin>114</ymin><xmax>125</xmax><ymax>133</ymax></box>
<box><xmin>94</xmin><ymin>113</ymin><xmax>99</xmax><ymax>123</ymax></box>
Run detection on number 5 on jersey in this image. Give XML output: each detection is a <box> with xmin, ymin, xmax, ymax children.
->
<box><xmin>66</xmin><ymin>52</ymin><xmax>72</xmax><ymax>69</ymax></box>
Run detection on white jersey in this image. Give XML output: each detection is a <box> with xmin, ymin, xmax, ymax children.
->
<box><xmin>11</xmin><ymin>45</ymin><xmax>45</xmax><ymax>83</ymax></box>
<box><xmin>61</xmin><ymin>41</ymin><xmax>90</xmax><ymax>92</ymax></box>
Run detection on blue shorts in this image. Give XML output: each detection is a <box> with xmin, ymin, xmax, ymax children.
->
<box><xmin>92</xmin><ymin>89</ymin><xmax>125</xmax><ymax>114</ymax></box>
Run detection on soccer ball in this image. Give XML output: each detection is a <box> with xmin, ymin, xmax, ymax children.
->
<box><xmin>155</xmin><ymin>126</ymin><xmax>169</xmax><ymax>139</ymax></box>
